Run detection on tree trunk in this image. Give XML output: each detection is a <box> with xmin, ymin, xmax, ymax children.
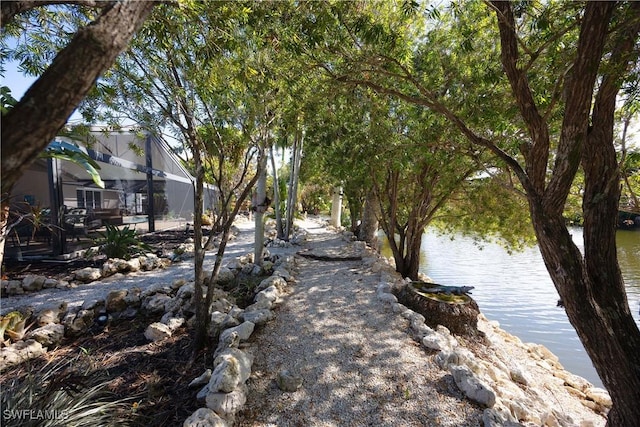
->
<box><xmin>330</xmin><ymin>186</ymin><xmax>343</xmax><ymax>228</ymax></box>
<box><xmin>254</xmin><ymin>147</ymin><xmax>267</xmax><ymax>266</ymax></box>
<box><xmin>191</xmin><ymin>139</ymin><xmax>208</xmax><ymax>358</ymax></box>
<box><xmin>359</xmin><ymin>188</ymin><xmax>379</xmax><ymax>247</ymax></box>
<box><xmin>490</xmin><ymin>2</ymin><xmax>640</xmax><ymax>423</ymax></box>
<box><xmin>269</xmin><ymin>144</ymin><xmax>284</xmax><ymax>239</ymax></box>
<box><xmin>344</xmin><ymin>189</ymin><xmax>362</xmax><ymax>234</ymax></box>
<box><xmin>285</xmin><ymin>127</ymin><xmax>303</xmax><ymax>239</ymax></box>
<box><xmin>1</xmin><ymin>0</ymin><xmax>155</xmax><ymax>196</ymax></box>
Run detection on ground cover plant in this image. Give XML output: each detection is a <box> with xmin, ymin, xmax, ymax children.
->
<box><xmin>0</xmin><ymin>313</ymin><xmax>207</xmax><ymax>427</ymax></box>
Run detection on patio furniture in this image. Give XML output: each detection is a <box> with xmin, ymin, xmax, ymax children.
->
<box><xmin>63</xmin><ymin>208</ymin><xmax>88</xmax><ymax>241</ymax></box>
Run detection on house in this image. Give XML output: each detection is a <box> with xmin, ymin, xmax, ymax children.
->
<box><xmin>7</xmin><ymin>128</ymin><xmax>217</xmax><ymax>258</ymax></box>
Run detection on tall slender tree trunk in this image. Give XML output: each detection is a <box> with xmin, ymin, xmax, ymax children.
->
<box><xmin>269</xmin><ymin>145</ymin><xmax>285</xmax><ymax>239</ymax></box>
<box><xmin>359</xmin><ymin>188</ymin><xmax>379</xmax><ymax>247</ymax></box>
<box><xmin>285</xmin><ymin>127</ymin><xmax>303</xmax><ymax>239</ymax></box>
<box><xmin>254</xmin><ymin>147</ymin><xmax>267</xmax><ymax>266</ymax></box>
<box><xmin>191</xmin><ymin>139</ymin><xmax>208</xmax><ymax>358</ymax></box>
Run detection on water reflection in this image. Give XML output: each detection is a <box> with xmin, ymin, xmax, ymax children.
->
<box><xmin>380</xmin><ymin>228</ymin><xmax>640</xmax><ymax>388</ymax></box>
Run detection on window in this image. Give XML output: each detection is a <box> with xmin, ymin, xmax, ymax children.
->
<box><xmin>77</xmin><ymin>189</ymin><xmax>102</xmax><ymax>209</ymax></box>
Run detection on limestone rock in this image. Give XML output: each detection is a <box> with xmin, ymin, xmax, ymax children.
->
<box><xmin>241</xmin><ymin>263</ymin><xmax>256</xmax><ymax>275</ymax></box>
<box><xmin>116</xmin><ymin>307</ymin><xmax>138</xmax><ymax>320</ymax></box>
<box><xmin>74</xmin><ymin>267</ymin><xmax>102</xmax><ymax>283</ymax></box>
<box><xmin>142</xmin><ymin>294</ymin><xmax>172</xmax><ymax>314</ymax></box>
<box><xmin>214</xmin><ymin>331</ymin><xmax>240</xmax><ymax>358</ymax></box>
<box><xmin>450</xmin><ymin>365</ymin><xmax>496</xmax><ymax>408</ymax></box>
<box><xmin>28</xmin><ymin>323</ymin><xmax>65</xmax><ymax>346</ymax></box>
<box><xmin>209</xmin><ymin>311</ymin><xmax>228</xmax><ymax>338</ymax></box>
<box><xmin>210</xmin><ymin>298</ymin><xmax>233</xmax><ymax>314</ymax></box>
<box><xmin>106</xmin><ymin>289</ymin><xmax>129</xmax><ymax>312</ymax></box>
<box><xmin>164</xmin><ymin>317</ymin><xmax>185</xmax><ymax>332</ymax></box>
<box><xmin>214</xmin><ymin>348</ymin><xmax>253</xmax><ymax>385</ymax></box>
<box><xmin>22</xmin><ymin>275</ymin><xmax>46</xmax><ymax>292</ymax></box>
<box><xmin>277</xmin><ymin>369</ymin><xmax>303</xmax><ymax>392</ymax></box>
<box><xmin>205</xmin><ymin>385</ymin><xmax>247</xmax><ymax>421</ymax></box>
<box><xmin>216</xmin><ymin>267</ymin><xmax>236</xmax><ymax>286</ymax></box>
<box><xmin>144</xmin><ymin>322</ymin><xmax>172</xmax><ymax>342</ymax></box>
<box><xmin>43</xmin><ymin>278</ymin><xmax>58</xmax><ymax>289</ymax></box>
<box><xmin>255</xmin><ymin>286</ymin><xmax>279</xmax><ymax>304</ymax></box>
<box><xmin>6</xmin><ymin>280</ymin><xmax>24</xmax><ymax>296</ymax></box>
<box><xmin>509</xmin><ymin>367</ymin><xmax>531</xmax><ymax>386</ymax></box>
<box><xmin>139</xmin><ymin>254</ymin><xmax>159</xmax><ymax>270</ymax></box>
<box><xmin>189</xmin><ymin>369</ymin><xmax>213</xmax><ymax>388</ymax></box>
<box><xmin>377</xmin><ymin>292</ymin><xmax>398</xmax><ymax>304</ymax></box>
<box><xmin>256</xmin><ymin>276</ymin><xmax>287</xmax><ymax>293</ymax></box>
<box><xmin>82</xmin><ymin>298</ymin><xmax>104</xmax><ymax>311</ymax></box>
<box><xmin>220</xmin><ymin>321</ymin><xmax>255</xmax><ymax>343</ymax></box>
<box><xmin>124</xmin><ymin>288</ymin><xmax>142</xmax><ymax>307</ymax></box>
<box><xmin>125</xmin><ymin>258</ymin><xmax>141</xmax><ymax>272</ymax></box>
<box><xmin>422</xmin><ymin>331</ymin><xmax>451</xmax><ymax>352</ymax></box>
<box><xmin>197</xmin><ymin>384</ymin><xmax>210</xmax><ymax>402</ymax></box>
<box><xmin>527</xmin><ymin>343</ymin><xmax>561</xmax><ymax>368</ymax></box>
<box><xmin>102</xmin><ymin>260</ymin><xmax>119</xmax><ymax>277</ymax></box>
<box><xmin>272</xmin><ymin>268</ymin><xmax>292</xmax><ymax>282</ymax></box>
<box><xmin>63</xmin><ymin>309</ymin><xmax>94</xmax><ymax>336</ymax></box>
<box><xmin>584</xmin><ymin>387</ymin><xmax>612</xmax><ymax>408</ymax></box>
<box><xmin>36</xmin><ymin>302</ymin><xmax>67</xmax><ymax>326</ymax></box>
<box><xmin>244</xmin><ymin>298</ymin><xmax>273</xmax><ymax>312</ymax></box>
<box><xmin>208</xmin><ymin>358</ymin><xmax>242</xmax><ymax>393</ymax></box>
<box><xmin>242</xmin><ymin>309</ymin><xmax>274</xmax><ymax>326</ymax></box>
<box><xmin>172</xmin><ymin>278</ymin><xmax>187</xmax><ymax>290</ymax></box>
<box><xmin>183</xmin><ymin>408</ymin><xmax>228</xmax><ymax>427</ymax></box>
<box><xmin>177</xmin><ymin>283</ymin><xmax>195</xmax><ymax>299</ymax></box>
<box><xmin>0</xmin><ymin>340</ymin><xmax>46</xmax><ymax>370</ymax></box>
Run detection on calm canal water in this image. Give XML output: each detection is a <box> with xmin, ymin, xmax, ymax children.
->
<box><xmin>382</xmin><ymin>228</ymin><xmax>640</xmax><ymax>388</ymax></box>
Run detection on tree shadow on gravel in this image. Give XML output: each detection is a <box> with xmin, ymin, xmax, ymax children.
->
<box><xmin>236</xmin><ymin>232</ymin><xmax>484</xmax><ymax>427</ymax></box>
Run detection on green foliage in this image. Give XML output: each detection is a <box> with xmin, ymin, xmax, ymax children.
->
<box><xmin>93</xmin><ymin>224</ymin><xmax>151</xmax><ymax>260</ymax></box>
<box><xmin>1</xmin><ymin>85</ymin><xmax>18</xmax><ymax>115</ymax></box>
<box><xmin>0</xmin><ymin>311</ymin><xmax>33</xmax><ymax>345</ymax></box>
<box><xmin>42</xmin><ymin>139</ymin><xmax>104</xmax><ymax>189</ymax></box>
<box><xmin>1</xmin><ymin>354</ymin><xmax>141</xmax><ymax>427</ymax></box>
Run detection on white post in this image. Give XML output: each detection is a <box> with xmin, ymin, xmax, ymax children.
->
<box><xmin>330</xmin><ymin>185</ymin><xmax>343</xmax><ymax>228</ymax></box>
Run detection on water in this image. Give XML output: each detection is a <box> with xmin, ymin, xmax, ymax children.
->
<box><xmin>382</xmin><ymin>228</ymin><xmax>640</xmax><ymax>388</ymax></box>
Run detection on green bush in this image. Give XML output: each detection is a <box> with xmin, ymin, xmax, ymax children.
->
<box><xmin>1</xmin><ymin>354</ymin><xmax>140</xmax><ymax>427</ymax></box>
<box><xmin>93</xmin><ymin>224</ymin><xmax>152</xmax><ymax>260</ymax></box>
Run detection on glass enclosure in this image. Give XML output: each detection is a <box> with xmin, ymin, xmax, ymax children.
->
<box><xmin>6</xmin><ymin>129</ymin><xmax>216</xmax><ymax>258</ymax></box>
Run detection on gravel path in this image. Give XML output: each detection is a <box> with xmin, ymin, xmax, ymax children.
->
<box><xmin>236</xmin><ymin>225</ymin><xmax>484</xmax><ymax>427</ymax></box>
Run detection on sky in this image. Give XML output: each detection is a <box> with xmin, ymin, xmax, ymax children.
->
<box><xmin>3</xmin><ymin>60</ymin><xmax>87</xmax><ymax>123</ymax></box>
<box><xmin>2</xmin><ymin>60</ymin><xmax>35</xmax><ymax>101</ymax></box>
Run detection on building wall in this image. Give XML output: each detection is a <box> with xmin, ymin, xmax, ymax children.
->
<box><xmin>12</xmin><ymin>168</ymin><xmax>50</xmax><ymax>209</ymax></box>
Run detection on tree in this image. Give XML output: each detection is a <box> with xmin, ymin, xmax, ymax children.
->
<box><xmin>1</xmin><ymin>0</ymin><xmax>155</xmax><ymax>196</ymax></box>
<box><xmin>94</xmin><ymin>2</ymin><xmax>264</xmax><ymax>355</ymax></box>
<box><xmin>1</xmin><ymin>1</ymin><xmax>154</xmax><ymax>264</ymax></box>
<box><xmin>323</xmin><ymin>1</ymin><xmax>640</xmax><ymax>422</ymax></box>
<box><xmin>373</xmin><ymin>105</ymin><xmax>481</xmax><ymax>279</ymax></box>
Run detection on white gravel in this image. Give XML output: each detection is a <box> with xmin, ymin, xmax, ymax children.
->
<box><xmin>1</xmin><ymin>219</ymin><xmax>272</xmax><ymax>315</ymax></box>
<box><xmin>236</xmin><ymin>227</ymin><xmax>484</xmax><ymax>427</ymax></box>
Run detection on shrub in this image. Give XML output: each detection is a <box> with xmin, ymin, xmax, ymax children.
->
<box><xmin>1</xmin><ymin>354</ymin><xmax>140</xmax><ymax>426</ymax></box>
<box><xmin>0</xmin><ymin>311</ymin><xmax>33</xmax><ymax>346</ymax></box>
<box><xmin>93</xmin><ymin>224</ymin><xmax>152</xmax><ymax>260</ymax></box>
